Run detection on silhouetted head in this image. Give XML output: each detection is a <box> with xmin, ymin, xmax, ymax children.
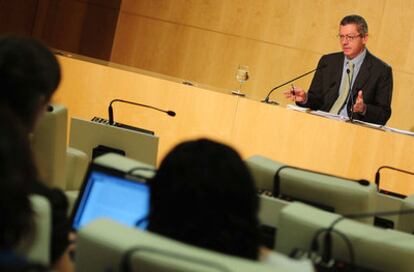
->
<box><xmin>0</xmin><ymin>36</ymin><xmax>61</xmax><ymax>132</ymax></box>
<box><xmin>148</xmin><ymin>138</ymin><xmax>260</xmax><ymax>260</ymax></box>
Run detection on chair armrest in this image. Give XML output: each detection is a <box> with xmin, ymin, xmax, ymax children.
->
<box><xmin>65</xmin><ymin>147</ymin><xmax>89</xmax><ymax>190</ymax></box>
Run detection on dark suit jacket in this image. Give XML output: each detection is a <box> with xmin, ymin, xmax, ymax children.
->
<box><xmin>300</xmin><ymin>50</ymin><xmax>393</xmax><ymax>125</ymax></box>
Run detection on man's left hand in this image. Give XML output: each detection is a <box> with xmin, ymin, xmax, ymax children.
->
<box><xmin>353</xmin><ymin>90</ymin><xmax>366</xmax><ymax>114</ymax></box>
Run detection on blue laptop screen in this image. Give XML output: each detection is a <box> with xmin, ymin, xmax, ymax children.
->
<box><xmin>72</xmin><ymin>169</ymin><xmax>149</xmax><ymax>231</ymax></box>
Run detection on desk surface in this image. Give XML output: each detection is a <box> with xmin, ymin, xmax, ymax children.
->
<box><xmin>54</xmin><ymin>55</ymin><xmax>414</xmax><ymax>196</ymax></box>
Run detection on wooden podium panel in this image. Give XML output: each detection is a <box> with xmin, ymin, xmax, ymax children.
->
<box><xmin>54</xmin><ymin>56</ymin><xmax>239</xmax><ymax>161</ymax></box>
<box><xmin>54</xmin><ymin>55</ymin><xmax>414</xmax><ymax>196</ymax></box>
<box><xmin>232</xmin><ymin>99</ymin><xmax>414</xmax><ymax>195</ymax></box>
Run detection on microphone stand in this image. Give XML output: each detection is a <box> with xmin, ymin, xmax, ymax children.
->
<box><xmin>91</xmin><ymin>99</ymin><xmax>176</xmax><ymax>135</ymax></box>
<box><xmin>109</xmin><ymin>99</ymin><xmax>176</xmax><ymax>125</ymax></box>
<box><xmin>375</xmin><ymin>165</ymin><xmax>414</xmax><ymax>198</ymax></box>
<box><xmin>262</xmin><ymin>64</ymin><xmax>326</xmax><ymax>105</ymax></box>
<box><xmin>345</xmin><ymin>69</ymin><xmax>355</xmax><ymax>122</ymax></box>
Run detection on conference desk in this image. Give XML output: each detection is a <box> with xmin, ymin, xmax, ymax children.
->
<box><xmin>54</xmin><ymin>54</ymin><xmax>414</xmax><ymax>196</ymax></box>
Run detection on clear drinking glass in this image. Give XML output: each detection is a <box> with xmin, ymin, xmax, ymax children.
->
<box><xmin>232</xmin><ymin>65</ymin><xmax>249</xmax><ymax>96</ymax></box>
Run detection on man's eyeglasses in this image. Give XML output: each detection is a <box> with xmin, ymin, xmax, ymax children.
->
<box><xmin>337</xmin><ymin>34</ymin><xmax>362</xmax><ymax>42</ymax></box>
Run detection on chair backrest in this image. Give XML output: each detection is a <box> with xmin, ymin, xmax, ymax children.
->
<box><xmin>246</xmin><ymin>155</ymin><xmax>377</xmax><ymax>224</ymax></box>
<box><xmin>31</xmin><ymin>104</ymin><xmax>90</xmax><ymax>191</ymax></box>
<box><xmin>246</xmin><ymin>155</ymin><xmax>284</xmax><ymax>190</ymax></box>
<box><xmin>31</xmin><ymin>104</ymin><xmax>67</xmax><ymax>189</ymax></box>
<box><xmin>375</xmin><ymin>192</ymin><xmax>406</xmax><ymax>229</ymax></box>
<box><xmin>276</xmin><ymin>202</ymin><xmax>414</xmax><ymax>272</ymax></box>
<box><xmin>93</xmin><ymin>153</ymin><xmax>155</xmax><ymax>178</ymax></box>
<box><xmin>16</xmin><ymin>195</ymin><xmax>51</xmax><ymax>265</ymax></box>
<box><xmin>258</xmin><ymin>195</ymin><xmax>289</xmax><ymax>229</ymax></box>
<box><xmin>76</xmin><ymin>219</ymin><xmax>291</xmax><ymax>272</ymax></box>
<box><xmin>396</xmin><ymin>194</ymin><xmax>414</xmax><ymax>234</ymax></box>
<box><xmin>276</xmin><ymin>166</ymin><xmax>377</xmax><ymax>223</ymax></box>
<box><xmin>65</xmin><ymin>146</ymin><xmax>89</xmax><ymax>190</ymax></box>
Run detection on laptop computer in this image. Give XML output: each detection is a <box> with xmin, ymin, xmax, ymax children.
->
<box><xmin>70</xmin><ymin>163</ymin><xmax>150</xmax><ymax>231</ymax></box>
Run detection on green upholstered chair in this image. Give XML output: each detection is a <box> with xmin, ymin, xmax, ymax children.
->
<box><xmin>76</xmin><ymin>219</ymin><xmax>293</xmax><ymax>272</ymax></box>
<box><xmin>246</xmin><ymin>155</ymin><xmax>377</xmax><ymax>224</ymax></box>
<box><xmin>276</xmin><ymin>202</ymin><xmax>414</xmax><ymax>272</ymax></box>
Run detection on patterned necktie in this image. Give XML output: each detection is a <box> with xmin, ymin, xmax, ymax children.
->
<box><xmin>329</xmin><ymin>61</ymin><xmax>354</xmax><ymax>114</ymax></box>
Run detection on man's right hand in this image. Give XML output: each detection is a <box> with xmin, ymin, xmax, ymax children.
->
<box><xmin>283</xmin><ymin>87</ymin><xmax>307</xmax><ymax>103</ymax></box>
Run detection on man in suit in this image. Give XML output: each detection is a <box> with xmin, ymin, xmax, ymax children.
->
<box><xmin>284</xmin><ymin>15</ymin><xmax>393</xmax><ymax>125</ymax></box>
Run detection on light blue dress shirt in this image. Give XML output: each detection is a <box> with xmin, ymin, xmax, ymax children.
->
<box><xmin>338</xmin><ymin>48</ymin><xmax>367</xmax><ymax>118</ymax></box>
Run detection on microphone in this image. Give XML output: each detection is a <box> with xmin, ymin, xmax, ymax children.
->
<box><xmin>375</xmin><ymin>165</ymin><xmax>414</xmax><ymax>197</ymax></box>
<box><xmin>345</xmin><ymin>68</ymin><xmax>355</xmax><ymax>122</ymax></box>
<box><xmin>91</xmin><ymin>99</ymin><xmax>176</xmax><ymax>135</ymax></box>
<box><xmin>109</xmin><ymin>99</ymin><xmax>176</xmax><ymax>125</ymax></box>
<box><xmin>262</xmin><ymin>63</ymin><xmax>327</xmax><ymax>104</ymax></box>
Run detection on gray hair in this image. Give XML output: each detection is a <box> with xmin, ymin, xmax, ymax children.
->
<box><xmin>340</xmin><ymin>15</ymin><xmax>368</xmax><ymax>36</ymax></box>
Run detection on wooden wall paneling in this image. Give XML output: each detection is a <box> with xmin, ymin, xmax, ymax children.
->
<box><xmin>0</xmin><ymin>0</ymin><xmax>39</xmax><ymax>36</ymax></box>
<box><xmin>118</xmin><ymin>0</ymin><xmax>385</xmax><ymax>55</ymax></box>
<box><xmin>111</xmin><ymin>14</ymin><xmax>239</xmax><ymax>91</ymax></box>
<box><xmin>111</xmin><ymin>15</ymin><xmax>189</xmax><ymax>77</ymax></box>
<box><xmin>386</xmin><ymin>71</ymin><xmax>414</xmax><ymax>130</ymax></box>
<box><xmin>250</xmin><ymin>45</ymin><xmax>321</xmax><ymax>105</ymax></box>
<box><xmin>38</xmin><ymin>0</ymin><xmax>88</xmax><ymax>53</ymax></box>
<box><xmin>111</xmin><ymin>13</ymin><xmax>324</xmax><ymax>102</ymax></box>
<box><xmin>34</xmin><ymin>0</ymin><xmax>120</xmax><ymax>60</ymax></box>
<box><xmin>375</xmin><ymin>0</ymin><xmax>414</xmax><ymax>73</ymax></box>
<box><xmin>373</xmin><ymin>0</ymin><xmax>414</xmax><ymax>130</ymax></box>
<box><xmin>78</xmin><ymin>0</ymin><xmax>121</xmax><ymax>60</ymax></box>
<box><xmin>83</xmin><ymin>0</ymin><xmax>121</xmax><ymax>8</ymax></box>
<box><xmin>32</xmin><ymin>0</ymin><xmax>53</xmax><ymax>39</ymax></box>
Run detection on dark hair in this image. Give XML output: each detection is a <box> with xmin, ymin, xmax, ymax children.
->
<box><xmin>148</xmin><ymin>139</ymin><xmax>260</xmax><ymax>260</ymax></box>
<box><xmin>0</xmin><ymin>106</ymin><xmax>37</xmax><ymax>250</ymax></box>
<box><xmin>0</xmin><ymin>36</ymin><xmax>60</xmax><ymax>131</ymax></box>
<box><xmin>340</xmin><ymin>15</ymin><xmax>368</xmax><ymax>36</ymax></box>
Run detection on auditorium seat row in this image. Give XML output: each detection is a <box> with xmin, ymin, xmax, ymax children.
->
<box><xmin>246</xmin><ymin>155</ymin><xmax>414</xmax><ymax>233</ymax></box>
<box><xmin>27</xmin><ymin>104</ymin><xmax>414</xmax><ymax>270</ymax></box>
